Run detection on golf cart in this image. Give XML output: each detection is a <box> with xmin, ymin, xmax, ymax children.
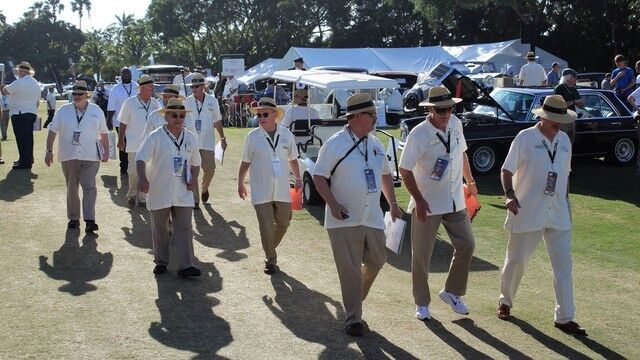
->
<box><xmin>270</xmin><ymin>69</ymin><xmax>403</xmax><ymax>206</ymax></box>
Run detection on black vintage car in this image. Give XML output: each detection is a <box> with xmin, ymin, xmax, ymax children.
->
<box><xmin>399</xmin><ymin>87</ymin><xmax>639</xmax><ymax>174</ymax></box>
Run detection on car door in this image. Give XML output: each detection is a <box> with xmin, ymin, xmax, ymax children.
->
<box><xmin>573</xmin><ymin>93</ymin><xmax>601</xmax><ymax>155</ymax></box>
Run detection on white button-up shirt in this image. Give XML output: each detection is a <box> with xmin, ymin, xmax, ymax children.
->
<box><xmin>118</xmin><ymin>95</ymin><xmax>162</xmax><ymax>153</ymax></box>
<box><xmin>313</xmin><ymin>126</ymin><xmax>390</xmax><ymax>230</ymax></box>
<box><xmin>241</xmin><ymin>125</ymin><xmax>298</xmax><ymax>205</ymax></box>
<box><xmin>519</xmin><ymin>62</ymin><xmax>547</xmax><ymax>87</ymax></box>
<box><xmin>136</xmin><ymin>126</ymin><xmax>201</xmax><ymax>211</ymax></box>
<box><xmin>502</xmin><ymin>126</ymin><xmax>572</xmax><ymax>233</ymax></box>
<box><xmin>48</xmin><ymin>102</ymin><xmax>108</xmax><ymax>162</ymax></box>
<box><xmin>5</xmin><ymin>75</ymin><xmax>40</xmax><ymax>116</ymax></box>
<box><xmin>281</xmin><ymin>106</ymin><xmax>321</xmax><ymax>129</ymax></box>
<box><xmin>185</xmin><ymin>94</ymin><xmax>222</xmax><ymax>151</ymax></box>
<box><xmin>143</xmin><ymin>108</ymin><xmax>196</xmax><ymax>138</ymax></box>
<box><xmin>399</xmin><ymin>115</ymin><xmax>467</xmax><ymax>215</ymax></box>
<box><xmin>107</xmin><ymin>82</ymin><xmax>139</xmax><ymax>127</ymax></box>
<box><xmin>46</xmin><ymin>92</ymin><xmax>56</xmax><ymax>110</ymax></box>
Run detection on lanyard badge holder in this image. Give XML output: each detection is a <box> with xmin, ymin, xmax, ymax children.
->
<box><xmin>347</xmin><ymin>128</ymin><xmax>377</xmax><ymax>193</ymax></box>
<box><xmin>430</xmin><ymin>131</ymin><xmax>451</xmax><ymax>181</ymax></box>
<box><xmin>267</xmin><ymin>134</ymin><xmax>284</xmax><ymax>177</ymax></box>
<box><xmin>195</xmin><ymin>119</ymin><xmax>202</xmax><ymax>133</ymax></box>
<box><xmin>195</xmin><ymin>99</ymin><xmax>204</xmax><ymax>133</ymax></box>
<box><xmin>542</xmin><ymin>140</ymin><xmax>559</xmax><ymax>196</ymax></box>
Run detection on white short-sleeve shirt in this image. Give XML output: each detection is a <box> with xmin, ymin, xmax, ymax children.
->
<box><xmin>280</xmin><ymin>106</ymin><xmax>321</xmax><ymax>129</ymax></box>
<box><xmin>48</xmin><ymin>102</ymin><xmax>108</xmax><ymax>162</ymax></box>
<box><xmin>241</xmin><ymin>125</ymin><xmax>298</xmax><ymax>205</ymax></box>
<box><xmin>519</xmin><ymin>62</ymin><xmax>547</xmax><ymax>86</ymax></box>
<box><xmin>107</xmin><ymin>82</ymin><xmax>139</xmax><ymax>127</ymax></box>
<box><xmin>399</xmin><ymin>115</ymin><xmax>468</xmax><ymax>215</ymax></box>
<box><xmin>628</xmin><ymin>87</ymin><xmax>640</xmax><ymax>105</ymax></box>
<box><xmin>143</xmin><ymin>108</ymin><xmax>196</xmax><ymax>138</ymax></box>
<box><xmin>313</xmin><ymin>126</ymin><xmax>391</xmax><ymax>230</ymax></box>
<box><xmin>185</xmin><ymin>94</ymin><xmax>222</xmax><ymax>151</ymax></box>
<box><xmin>118</xmin><ymin>95</ymin><xmax>162</xmax><ymax>153</ymax></box>
<box><xmin>136</xmin><ymin>126</ymin><xmax>201</xmax><ymax>211</ymax></box>
<box><xmin>5</xmin><ymin>75</ymin><xmax>41</xmax><ymax>116</ymax></box>
<box><xmin>501</xmin><ymin>126</ymin><xmax>572</xmax><ymax>233</ymax></box>
<box><xmin>46</xmin><ymin>92</ymin><xmax>57</xmax><ymax>110</ymax></box>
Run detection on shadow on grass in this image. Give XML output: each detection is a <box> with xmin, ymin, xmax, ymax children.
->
<box><xmin>452</xmin><ymin>318</ymin><xmax>532</xmax><ymax>359</ymax></box>
<box><xmin>192</xmin><ymin>203</ymin><xmax>249</xmax><ymax>262</ymax></box>
<box><xmin>150</xmin><ymin>261</ymin><xmax>232</xmax><ymax>359</ymax></box>
<box><xmin>38</xmin><ymin>230</ymin><xmax>113</xmax><ymax>296</ymax></box>
<box><xmin>0</xmin><ymin>168</ymin><xmax>37</xmax><ymax>201</ymax></box>
<box><xmin>121</xmin><ymin>206</ymin><xmax>152</xmax><ymax>249</ymax></box>
<box><xmin>264</xmin><ymin>271</ymin><xmax>418</xmax><ymax>359</ymax></box>
<box><xmin>101</xmin><ymin>174</ymin><xmax>128</xmax><ymax>208</ymax></box>
<box><xmin>423</xmin><ymin>318</ymin><xmax>492</xmax><ymax>359</ymax></box>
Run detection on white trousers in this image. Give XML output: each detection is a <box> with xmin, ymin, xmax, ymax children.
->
<box><xmin>499</xmin><ymin>228</ymin><xmax>575</xmax><ymax>323</ymax></box>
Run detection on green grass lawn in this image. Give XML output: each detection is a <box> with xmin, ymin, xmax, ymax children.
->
<box><xmin>0</xmin><ymin>106</ymin><xmax>637</xmax><ymax>358</ymax></box>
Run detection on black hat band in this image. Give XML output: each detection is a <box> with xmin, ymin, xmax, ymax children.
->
<box><xmin>167</xmin><ymin>105</ymin><xmax>186</xmax><ymax>111</ymax></box>
<box><xmin>347</xmin><ymin>100</ymin><xmax>374</xmax><ymax>112</ymax></box>
<box><xmin>139</xmin><ymin>79</ymin><xmax>153</xmax><ymax>86</ymax></box>
<box><xmin>19</xmin><ymin>65</ymin><xmax>31</xmax><ymax>70</ymax></box>
<box><xmin>258</xmin><ymin>101</ymin><xmax>277</xmax><ymax>108</ymax></box>
<box><xmin>164</xmin><ymin>88</ymin><xmax>179</xmax><ymax>95</ymax></box>
<box><xmin>428</xmin><ymin>94</ymin><xmax>452</xmax><ymax>103</ymax></box>
<box><xmin>543</xmin><ymin>104</ymin><xmax>567</xmax><ymax>114</ymax></box>
<box><xmin>73</xmin><ymin>86</ymin><xmax>88</xmax><ymax>92</ymax></box>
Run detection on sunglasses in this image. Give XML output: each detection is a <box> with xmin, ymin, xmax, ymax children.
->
<box><xmin>256</xmin><ymin>112</ymin><xmax>272</xmax><ymax>118</ymax></box>
<box><xmin>169</xmin><ymin>113</ymin><xmax>186</xmax><ymax>119</ymax></box>
<box><xmin>435</xmin><ymin>107</ymin><xmax>454</xmax><ymax>114</ymax></box>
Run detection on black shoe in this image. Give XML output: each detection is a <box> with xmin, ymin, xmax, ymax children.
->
<box><xmin>263</xmin><ymin>262</ymin><xmax>278</xmax><ymax>275</ymax></box>
<box><xmin>193</xmin><ymin>203</ymin><xmax>200</xmax><ymax>210</ymax></box>
<box><xmin>12</xmin><ymin>164</ymin><xmax>31</xmax><ymax>170</ymax></box>
<box><xmin>177</xmin><ymin>266</ymin><xmax>201</xmax><ymax>277</ymax></box>
<box><xmin>85</xmin><ymin>220</ymin><xmax>99</xmax><ymax>233</ymax></box>
<box><xmin>153</xmin><ymin>264</ymin><xmax>167</xmax><ymax>275</ymax></box>
<box><xmin>1</xmin><ymin>136</ymin><xmax>6</xmax><ymax>141</ymax></box>
<box><xmin>67</xmin><ymin>220</ymin><xmax>80</xmax><ymax>229</ymax></box>
<box><xmin>202</xmin><ymin>191</ymin><xmax>209</xmax><ymax>203</ymax></box>
<box><xmin>345</xmin><ymin>321</ymin><xmax>368</xmax><ymax>337</ymax></box>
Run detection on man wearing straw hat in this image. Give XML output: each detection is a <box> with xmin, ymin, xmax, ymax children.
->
<box><xmin>44</xmin><ymin>80</ymin><xmax>109</xmax><ymax>233</ymax></box>
<box><xmin>0</xmin><ymin>61</ymin><xmax>41</xmax><ymax>169</ymax></box>
<box><xmin>518</xmin><ymin>51</ymin><xmax>547</xmax><ymax>87</ymax></box>
<box><xmin>496</xmin><ymin>95</ymin><xmax>586</xmax><ymax>336</ymax></box>
<box><xmin>107</xmin><ymin>67</ymin><xmax>139</xmax><ymax>175</ymax></box>
<box><xmin>118</xmin><ymin>75</ymin><xmax>162</xmax><ymax>207</ymax></box>
<box><xmin>237</xmin><ymin>97</ymin><xmax>302</xmax><ymax>275</ymax></box>
<box><xmin>185</xmin><ymin>73</ymin><xmax>226</xmax><ymax>208</ymax></box>
<box><xmin>136</xmin><ymin>97</ymin><xmax>202</xmax><ymax>277</ymax></box>
<box><xmin>399</xmin><ymin>86</ymin><xmax>477</xmax><ymax>321</ymax></box>
<box><xmin>143</xmin><ymin>84</ymin><xmax>195</xmax><ymax>137</ymax></box>
<box><xmin>312</xmin><ymin>93</ymin><xmax>402</xmax><ymax>336</ymax></box>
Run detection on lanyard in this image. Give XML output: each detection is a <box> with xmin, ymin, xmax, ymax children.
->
<box><xmin>194</xmin><ymin>96</ymin><xmax>204</xmax><ymax>118</ymax></box>
<box><xmin>541</xmin><ymin>140</ymin><xmax>558</xmax><ymax>164</ymax></box>
<box><xmin>266</xmin><ymin>133</ymin><xmax>280</xmax><ymax>153</ymax></box>
<box><xmin>137</xmin><ymin>96</ymin><xmax>151</xmax><ymax>120</ymax></box>
<box><xmin>347</xmin><ymin>127</ymin><xmax>368</xmax><ymax>165</ymax></box>
<box><xmin>436</xmin><ymin>131</ymin><xmax>451</xmax><ymax>153</ymax></box>
<box><xmin>122</xmin><ymin>83</ymin><xmax>132</xmax><ymax>97</ymax></box>
<box><xmin>163</xmin><ymin>125</ymin><xmax>184</xmax><ymax>152</ymax></box>
<box><xmin>74</xmin><ymin>105</ymin><xmax>86</xmax><ymax>125</ymax></box>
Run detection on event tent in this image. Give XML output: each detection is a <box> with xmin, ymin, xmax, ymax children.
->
<box><xmin>237</xmin><ymin>58</ymin><xmax>284</xmax><ymax>85</ymax></box>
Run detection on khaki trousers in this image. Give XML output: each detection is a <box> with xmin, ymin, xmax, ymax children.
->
<box><xmin>61</xmin><ymin>160</ymin><xmax>100</xmax><ymax>221</ymax></box>
<box><xmin>499</xmin><ymin>228</ymin><xmax>575</xmax><ymax>323</ymax></box>
<box><xmin>126</xmin><ymin>152</ymin><xmax>146</xmax><ymax>202</ymax></box>
<box><xmin>253</xmin><ymin>201</ymin><xmax>291</xmax><ymax>264</ymax></box>
<box><xmin>411</xmin><ymin>209</ymin><xmax>475</xmax><ymax>306</ymax></box>
<box><xmin>193</xmin><ymin>149</ymin><xmax>216</xmax><ymax>203</ymax></box>
<box><xmin>327</xmin><ymin>226</ymin><xmax>387</xmax><ymax>326</ymax></box>
<box><xmin>151</xmin><ymin>206</ymin><xmax>195</xmax><ymax>270</ymax></box>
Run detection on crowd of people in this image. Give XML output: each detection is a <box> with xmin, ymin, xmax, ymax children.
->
<box><xmin>5</xmin><ymin>53</ymin><xmax>631</xmax><ymax>339</ymax></box>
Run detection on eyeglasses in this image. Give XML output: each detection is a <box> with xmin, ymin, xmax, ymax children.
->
<box><xmin>256</xmin><ymin>112</ymin><xmax>271</xmax><ymax>118</ymax></box>
<box><xmin>435</xmin><ymin>107</ymin><xmax>454</xmax><ymax>114</ymax></box>
<box><xmin>169</xmin><ymin>113</ymin><xmax>186</xmax><ymax>119</ymax></box>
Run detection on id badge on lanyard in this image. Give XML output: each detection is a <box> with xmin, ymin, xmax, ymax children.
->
<box><xmin>72</xmin><ymin>130</ymin><xmax>82</xmax><ymax>146</ymax></box>
<box><xmin>430</xmin><ymin>157</ymin><xmax>449</xmax><ymax>181</ymax></box>
<box><xmin>173</xmin><ymin>156</ymin><xmax>184</xmax><ymax>177</ymax></box>
<box><xmin>272</xmin><ymin>158</ymin><xmax>284</xmax><ymax>177</ymax></box>
<box><xmin>364</xmin><ymin>168</ymin><xmax>377</xmax><ymax>193</ymax></box>
<box><xmin>542</xmin><ymin>140</ymin><xmax>558</xmax><ymax>196</ymax></box>
<box><xmin>195</xmin><ymin>119</ymin><xmax>202</xmax><ymax>133</ymax></box>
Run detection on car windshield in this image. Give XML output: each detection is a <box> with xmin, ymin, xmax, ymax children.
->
<box><xmin>473</xmin><ymin>89</ymin><xmax>536</xmax><ymax>121</ymax></box>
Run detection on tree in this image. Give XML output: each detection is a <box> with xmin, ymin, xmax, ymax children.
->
<box><xmin>70</xmin><ymin>0</ymin><xmax>92</xmax><ymax>31</ymax></box>
<box><xmin>45</xmin><ymin>0</ymin><xmax>64</xmax><ymax>22</ymax></box>
<box><xmin>79</xmin><ymin>30</ymin><xmax>109</xmax><ymax>80</ymax></box>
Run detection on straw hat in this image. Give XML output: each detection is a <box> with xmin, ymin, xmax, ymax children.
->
<box><xmin>186</xmin><ymin>73</ymin><xmax>208</xmax><ymax>87</ymax></box>
<box><xmin>155</xmin><ymin>84</ymin><xmax>185</xmax><ymax>100</ymax></box>
<box><xmin>71</xmin><ymin>80</ymin><xmax>91</xmax><ymax>95</ymax></box>
<box><xmin>15</xmin><ymin>61</ymin><xmax>35</xmax><ymax>75</ymax></box>
<box><xmin>344</xmin><ymin>93</ymin><xmax>377</xmax><ymax>116</ymax></box>
<box><xmin>419</xmin><ymin>86</ymin><xmax>462</xmax><ymax>107</ymax></box>
<box><xmin>159</xmin><ymin>97</ymin><xmax>192</xmax><ymax>114</ymax></box>
<box><xmin>525</xmin><ymin>51</ymin><xmax>538</xmax><ymax>60</ymax></box>
<box><xmin>137</xmin><ymin>75</ymin><xmax>154</xmax><ymax>87</ymax></box>
<box><xmin>531</xmin><ymin>95</ymin><xmax>576</xmax><ymax>124</ymax></box>
<box><xmin>250</xmin><ymin>97</ymin><xmax>284</xmax><ymax>121</ymax></box>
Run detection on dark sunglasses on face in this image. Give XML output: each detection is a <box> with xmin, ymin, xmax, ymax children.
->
<box><xmin>169</xmin><ymin>113</ymin><xmax>186</xmax><ymax>119</ymax></box>
<box><xmin>256</xmin><ymin>112</ymin><xmax>271</xmax><ymax>118</ymax></box>
<box><xmin>435</xmin><ymin>107</ymin><xmax>454</xmax><ymax>114</ymax></box>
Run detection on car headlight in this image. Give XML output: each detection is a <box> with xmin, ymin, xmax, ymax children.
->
<box><xmin>483</xmin><ymin>75</ymin><xmax>495</xmax><ymax>88</ymax></box>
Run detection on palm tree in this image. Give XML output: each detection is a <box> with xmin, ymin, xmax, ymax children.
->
<box><xmin>45</xmin><ymin>0</ymin><xmax>64</xmax><ymax>22</ymax></box>
<box><xmin>70</xmin><ymin>0</ymin><xmax>92</xmax><ymax>31</ymax></box>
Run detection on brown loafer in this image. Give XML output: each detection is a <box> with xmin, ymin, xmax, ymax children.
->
<box><xmin>497</xmin><ymin>303</ymin><xmax>511</xmax><ymax>321</ymax></box>
<box><xmin>555</xmin><ymin>321</ymin><xmax>587</xmax><ymax>335</ymax></box>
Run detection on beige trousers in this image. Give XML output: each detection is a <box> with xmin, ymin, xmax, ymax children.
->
<box><xmin>499</xmin><ymin>228</ymin><xmax>575</xmax><ymax>323</ymax></box>
<box><xmin>253</xmin><ymin>201</ymin><xmax>292</xmax><ymax>264</ymax></box>
<box><xmin>411</xmin><ymin>209</ymin><xmax>475</xmax><ymax>306</ymax></box>
<box><xmin>151</xmin><ymin>206</ymin><xmax>195</xmax><ymax>270</ymax></box>
<box><xmin>126</xmin><ymin>152</ymin><xmax>146</xmax><ymax>202</ymax></box>
<box><xmin>61</xmin><ymin>160</ymin><xmax>100</xmax><ymax>221</ymax></box>
<box><xmin>327</xmin><ymin>225</ymin><xmax>387</xmax><ymax>326</ymax></box>
<box><xmin>193</xmin><ymin>149</ymin><xmax>216</xmax><ymax>203</ymax></box>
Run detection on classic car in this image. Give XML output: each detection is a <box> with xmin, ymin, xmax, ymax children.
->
<box><xmin>450</xmin><ymin>61</ymin><xmax>505</xmax><ymax>92</ymax></box>
<box><xmin>399</xmin><ymin>87</ymin><xmax>639</xmax><ymax>174</ymax></box>
<box><xmin>577</xmin><ymin>72</ymin><xmax>607</xmax><ymax>89</ymax></box>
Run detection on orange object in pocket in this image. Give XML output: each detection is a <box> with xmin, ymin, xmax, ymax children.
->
<box><xmin>290</xmin><ymin>187</ymin><xmax>303</xmax><ymax>210</ymax></box>
<box><xmin>464</xmin><ymin>184</ymin><xmax>481</xmax><ymax>221</ymax></box>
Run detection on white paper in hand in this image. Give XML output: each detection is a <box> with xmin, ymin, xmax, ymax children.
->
<box><xmin>384</xmin><ymin>212</ymin><xmax>406</xmax><ymax>254</ymax></box>
<box><xmin>108</xmin><ymin>131</ymin><xmax>117</xmax><ymax>160</ymax></box>
<box><xmin>215</xmin><ymin>141</ymin><xmax>224</xmax><ymax>163</ymax></box>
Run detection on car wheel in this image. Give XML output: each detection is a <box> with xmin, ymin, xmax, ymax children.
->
<box><xmin>303</xmin><ymin>173</ymin><xmax>323</xmax><ymax>205</ymax></box>
<box><xmin>470</xmin><ymin>144</ymin><xmax>499</xmax><ymax>174</ymax></box>
<box><xmin>607</xmin><ymin>137</ymin><xmax>637</xmax><ymax>166</ymax></box>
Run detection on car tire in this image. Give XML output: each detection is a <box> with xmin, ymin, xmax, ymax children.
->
<box><xmin>606</xmin><ymin>137</ymin><xmax>637</xmax><ymax>166</ymax></box>
<box><xmin>303</xmin><ymin>173</ymin><xmax>323</xmax><ymax>205</ymax></box>
<box><xmin>470</xmin><ymin>144</ymin><xmax>500</xmax><ymax>174</ymax></box>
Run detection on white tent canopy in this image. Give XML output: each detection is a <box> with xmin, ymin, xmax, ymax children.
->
<box><xmin>369</xmin><ymin>46</ymin><xmax>458</xmax><ymax>74</ymax></box>
<box><xmin>271</xmin><ymin>69</ymin><xmax>399</xmax><ymax>90</ymax></box>
<box><xmin>237</xmin><ymin>58</ymin><xmax>284</xmax><ymax>85</ymax></box>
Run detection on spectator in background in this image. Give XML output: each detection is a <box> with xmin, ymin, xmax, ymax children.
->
<box><xmin>280</xmin><ymin>89</ymin><xmax>320</xmax><ymax>130</ymax></box>
<box><xmin>107</xmin><ymin>67</ymin><xmax>139</xmax><ymax>175</ymax></box>
<box><xmin>518</xmin><ymin>52</ymin><xmax>547</xmax><ymax>87</ymax></box>
<box><xmin>610</xmin><ymin>55</ymin><xmax>635</xmax><ymax>99</ymax></box>
<box><xmin>172</xmin><ymin>67</ymin><xmax>190</xmax><ymax>97</ymax></box>
<box><xmin>92</xmin><ymin>80</ymin><xmax>109</xmax><ymax>117</ymax></box>
<box><xmin>601</xmin><ymin>73</ymin><xmax>612</xmax><ymax>90</ymax></box>
<box><xmin>554</xmin><ymin>68</ymin><xmax>583</xmax><ymax>146</ymax></box>
<box><xmin>1</xmin><ymin>94</ymin><xmax>10</xmax><ymax>141</ymax></box>
<box><xmin>547</xmin><ymin>62</ymin><xmax>561</xmax><ymax>86</ymax></box>
<box><xmin>263</xmin><ymin>79</ymin><xmax>290</xmax><ymax>105</ymax></box>
<box><xmin>43</xmin><ymin>86</ymin><xmax>57</xmax><ymax>128</ymax></box>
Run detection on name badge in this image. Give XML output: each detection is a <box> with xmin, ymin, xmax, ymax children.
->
<box><xmin>195</xmin><ymin>119</ymin><xmax>202</xmax><ymax>133</ymax></box>
<box><xmin>272</xmin><ymin>158</ymin><xmax>284</xmax><ymax>177</ymax></box>
<box><xmin>364</xmin><ymin>168</ymin><xmax>377</xmax><ymax>193</ymax></box>
<box><xmin>72</xmin><ymin>131</ymin><xmax>81</xmax><ymax>145</ymax></box>
<box><xmin>173</xmin><ymin>156</ymin><xmax>184</xmax><ymax>177</ymax></box>
<box><xmin>544</xmin><ymin>171</ymin><xmax>558</xmax><ymax>195</ymax></box>
<box><xmin>430</xmin><ymin>157</ymin><xmax>449</xmax><ymax>181</ymax></box>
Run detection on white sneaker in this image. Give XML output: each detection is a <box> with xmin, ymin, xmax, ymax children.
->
<box><xmin>439</xmin><ymin>289</ymin><xmax>469</xmax><ymax>315</ymax></box>
<box><xmin>415</xmin><ymin>305</ymin><xmax>432</xmax><ymax>321</ymax></box>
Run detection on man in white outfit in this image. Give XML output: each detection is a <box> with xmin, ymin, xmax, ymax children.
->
<box><xmin>518</xmin><ymin>52</ymin><xmax>547</xmax><ymax>87</ymax></box>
